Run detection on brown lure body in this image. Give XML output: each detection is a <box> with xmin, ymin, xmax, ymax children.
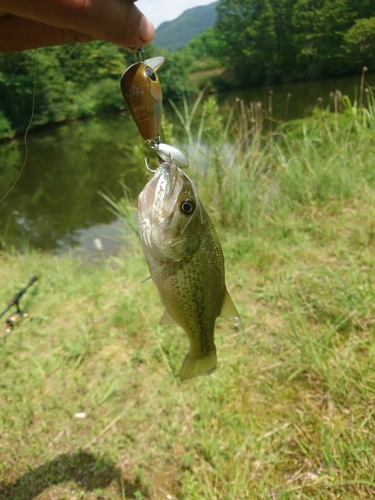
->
<box><xmin>120</xmin><ymin>57</ymin><xmax>164</xmax><ymax>141</ymax></box>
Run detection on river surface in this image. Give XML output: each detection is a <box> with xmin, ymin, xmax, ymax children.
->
<box><xmin>1</xmin><ymin>72</ymin><xmax>374</xmax><ymax>256</ymax></box>
<box><xmin>0</xmin><ymin>113</ymin><xmax>148</xmax><ymax>257</ymax></box>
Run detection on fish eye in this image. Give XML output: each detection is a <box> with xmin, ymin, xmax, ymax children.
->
<box><xmin>180</xmin><ymin>199</ymin><xmax>196</xmax><ymax>215</ymax></box>
<box><xmin>146</xmin><ymin>67</ymin><xmax>157</xmax><ymax>81</ymax></box>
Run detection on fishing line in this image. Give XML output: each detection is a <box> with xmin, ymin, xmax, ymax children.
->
<box><xmin>0</xmin><ymin>47</ymin><xmax>40</xmax><ymax>203</ymax></box>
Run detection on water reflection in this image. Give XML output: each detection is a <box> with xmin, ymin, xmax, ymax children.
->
<box><xmin>218</xmin><ymin>73</ymin><xmax>375</xmax><ymax>122</ymax></box>
<box><xmin>0</xmin><ymin>113</ymin><xmax>147</xmax><ymax>252</ymax></box>
<box><xmin>1</xmin><ymin>73</ymin><xmax>374</xmax><ymax>254</ymax></box>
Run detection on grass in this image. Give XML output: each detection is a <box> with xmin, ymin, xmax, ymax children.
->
<box><xmin>2</xmin><ymin>84</ymin><xmax>375</xmax><ymax>498</ymax></box>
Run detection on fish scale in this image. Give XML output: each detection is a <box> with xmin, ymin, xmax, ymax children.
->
<box><xmin>138</xmin><ymin>163</ymin><xmax>242</xmax><ymax>381</ymax></box>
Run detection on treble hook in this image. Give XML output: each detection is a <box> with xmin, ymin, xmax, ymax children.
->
<box><xmin>144</xmin><ymin>158</ymin><xmax>156</xmax><ymax>173</ymax></box>
<box><xmin>137</xmin><ymin>47</ymin><xmax>145</xmax><ymax>63</ymax></box>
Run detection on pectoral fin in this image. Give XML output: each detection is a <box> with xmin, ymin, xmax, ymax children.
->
<box><xmin>140</xmin><ymin>275</ymin><xmax>153</xmax><ymax>284</ymax></box>
<box><xmin>219</xmin><ymin>290</ymin><xmax>243</xmax><ymax>329</ymax></box>
<box><xmin>140</xmin><ymin>262</ymin><xmax>168</xmax><ymax>283</ymax></box>
<box><xmin>159</xmin><ymin>309</ymin><xmax>178</xmax><ymax>325</ymax></box>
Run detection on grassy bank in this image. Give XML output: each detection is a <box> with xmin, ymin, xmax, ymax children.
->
<box><xmin>1</xmin><ymin>92</ymin><xmax>375</xmax><ymax>499</ymax></box>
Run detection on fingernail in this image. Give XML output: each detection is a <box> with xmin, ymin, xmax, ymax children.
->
<box><xmin>139</xmin><ymin>16</ymin><xmax>154</xmax><ymax>43</ymax></box>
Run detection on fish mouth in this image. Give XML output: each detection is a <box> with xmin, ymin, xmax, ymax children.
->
<box><xmin>159</xmin><ymin>161</ymin><xmax>178</xmax><ymax>199</ymax></box>
<box><xmin>137</xmin><ymin>163</ymin><xmax>180</xmax><ymax>257</ymax></box>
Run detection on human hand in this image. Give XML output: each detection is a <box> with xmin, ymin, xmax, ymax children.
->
<box><xmin>0</xmin><ymin>0</ymin><xmax>154</xmax><ymax>52</ymax></box>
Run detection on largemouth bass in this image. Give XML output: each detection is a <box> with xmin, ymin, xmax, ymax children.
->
<box><xmin>120</xmin><ymin>56</ymin><xmax>164</xmax><ymax>141</ymax></box>
<box><xmin>138</xmin><ymin>162</ymin><xmax>242</xmax><ymax>381</ymax></box>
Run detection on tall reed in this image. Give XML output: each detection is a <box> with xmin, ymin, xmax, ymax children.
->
<box><xmin>106</xmin><ymin>81</ymin><xmax>375</xmax><ymax>258</ymax></box>
<box><xmin>167</xmin><ymin>85</ymin><xmax>375</xmax><ymax>236</ymax></box>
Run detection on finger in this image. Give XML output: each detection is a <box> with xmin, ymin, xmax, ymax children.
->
<box><xmin>0</xmin><ymin>15</ymin><xmax>97</xmax><ymax>52</ymax></box>
<box><xmin>0</xmin><ymin>0</ymin><xmax>154</xmax><ymax>48</ymax></box>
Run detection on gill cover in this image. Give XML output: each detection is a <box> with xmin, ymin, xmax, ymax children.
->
<box><xmin>120</xmin><ymin>56</ymin><xmax>164</xmax><ymax>141</ymax></box>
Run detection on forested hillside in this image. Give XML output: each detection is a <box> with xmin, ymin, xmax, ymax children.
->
<box><xmin>213</xmin><ymin>0</ymin><xmax>375</xmax><ymax>87</ymax></box>
<box><xmin>153</xmin><ymin>2</ymin><xmax>218</xmax><ymax>51</ymax></box>
<box><xmin>1</xmin><ymin>0</ymin><xmax>375</xmax><ymax>139</ymax></box>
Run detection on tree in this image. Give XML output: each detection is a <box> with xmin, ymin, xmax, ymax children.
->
<box><xmin>214</xmin><ymin>0</ymin><xmax>375</xmax><ymax>86</ymax></box>
<box><xmin>0</xmin><ymin>42</ymin><xmax>134</xmax><ymax>136</ymax></box>
<box><xmin>344</xmin><ymin>17</ymin><xmax>375</xmax><ymax>66</ymax></box>
<box><xmin>215</xmin><ymin>0</ymin><xmax>298</xmax><ymax>85</ymax></box>
<box><xmin>292</xmin><ymin>0</ymin><xmax>375</xmax><ymax>78</ymax></box>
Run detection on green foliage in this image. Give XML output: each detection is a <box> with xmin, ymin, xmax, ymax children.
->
<box><xmin>291</xmin><ymin>0</ymin><xmax>356</xmax><ymax>77</ymax></box>
<box><xmin>0</xmin><ymin>42</ymin><xmax>133</xmax><ymax>138</ymax></box>
<box><xmin>0</xmin><ymin>51</ymin><xmax>40</xmax><ymax>131</ymax></box>
<box><xmin>55</xmin><ymin>42</ymin><xmax>128</xmax><ymax>90</ymax></box>
<box><xmin>344</xmin><ymin>16</ymin><xmax>375</xmax><ymax>64</ymax></box>
<box><xmin>164</xmin><ymin>0</ymin><xmax>375</xmax><ymax>90</ymax></box>
<box><xmin>184</xmin><ymin>27</ymin><xmax>226</xmax><ymax>71</ymax></box>
<box><xmin>2</xmin><ymin>1</ymin><xmax>375</xmax><ymax>138</ymax></box>
<box><xmin>214</xmin><ymin>0</ymin><xmax>375</xmax><ymax>87</ymax></box>
<box><xmin>0</xmin><ymin>38</ymin><xmax>202</xmax><ymax>139</ymax></box>
<box><xmin>0</xmin><ymin>110</ymin><xmax>14</xmax><ymax>139</ymax></box>
<box><xmin>157</xmin><ymin>49</ymin><xmax>196</xmax><ymax>99</ymax></box>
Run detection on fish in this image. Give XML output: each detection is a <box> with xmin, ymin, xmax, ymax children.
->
<box><xmin>120</xmin><ymin>56</ymin><xmax>164</xmax><ymax>141</ymax></box>
<box><xmin>138</xmin><ymin>162</ymin><xmax>242</xmax><ymax>381</ymax></box>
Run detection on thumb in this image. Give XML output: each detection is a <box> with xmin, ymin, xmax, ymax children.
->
<box><xmin>0</xmin><ymin>0</ymin><xmax>154</xmax><ymax>48</ymax></box>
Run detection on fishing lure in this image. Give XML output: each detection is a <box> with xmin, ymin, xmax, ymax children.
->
<box><xmin>152</xmin><ymin>143</ymin><xmax>189</xmax><ymax>169</ymax></box>
<box><xmin>120</xmin><ymin>48</ymin><xmax>164</xmax><ymax>142</ymax></box>
<box><xmin>144</xmin><ymin>144</ymin><xmax>189</xmax><ymax>173</ymax></box>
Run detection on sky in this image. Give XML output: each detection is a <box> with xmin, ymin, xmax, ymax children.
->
<box><xmin>137</xmin><ymin>0</ymin><xmax>217</xmax><ymax>29</ymax></box>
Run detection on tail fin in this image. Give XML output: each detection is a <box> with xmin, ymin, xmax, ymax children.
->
<box><xmin>179</xmin><ymin>349</ymin><xmax>217</xmax><ymax>381</ymax></box>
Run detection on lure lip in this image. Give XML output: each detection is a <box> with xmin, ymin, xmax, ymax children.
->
<box><xmin>120</xmin><ymin>56</ymin><xmax>165</xmax><ymax>81</ymax></box>
<box><xmin>152</xmin><ymin>143</ymin><xmax>190</xmax><ymax>169</ymax></box>
<box><xmin>144</xmin><ymin>56</ymin><xmax>164</xmax><ymax>72</ymax></box>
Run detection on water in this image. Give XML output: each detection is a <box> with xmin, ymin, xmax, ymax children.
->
<box><xmin>218</xmin><ymin>72</ymin><xmax>375</xmax><ymax>122</ymax></box>
<box><xmin>1</xmin><ymin>73</ymin><xmax>373</xmax><ymax>255</ymax></box>
<box><xmin>0</xmin><ymin>113</ymin><xmax>148</xmax><ymax>256</ymax></box>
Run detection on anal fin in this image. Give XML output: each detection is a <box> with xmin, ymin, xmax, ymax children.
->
<box><xmin>219</xmin><ymin>289</ymin><xmax>243</xmax><ymax>329</ymax></box>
